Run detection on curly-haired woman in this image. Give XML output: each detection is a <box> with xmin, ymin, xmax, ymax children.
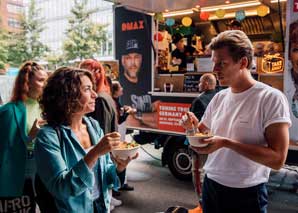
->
<box><xmin>34</xmin><ymin>67</ymin><xmax>135</xmax><ymax>212</ymax></box>
<box><xmin>0</xmin><ymin>61</ymin><xmax>47</xmax><ymax>211</ymax></box>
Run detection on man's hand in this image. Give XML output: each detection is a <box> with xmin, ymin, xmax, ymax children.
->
<box><xmin>190</xmin><ymin>136</ymin><xmax>227</xmax><ymax>154</ymax></box>
<box><xmin>180</xmin><ymin>111</ymin><xmax>199</xmax><ymax>131</ymax></box>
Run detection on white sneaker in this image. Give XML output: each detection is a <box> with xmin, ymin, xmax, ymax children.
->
<box><xmin>110</xmin><ymin>205</ymin><xmax>115</xmax><ymax>211</ymax></box>
<box><xmin>111</xmin><ymin>196</ymin><xmax>122</xmax><ymax>206</ymax></box>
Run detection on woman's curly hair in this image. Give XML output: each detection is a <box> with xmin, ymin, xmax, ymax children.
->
<box><xmin>11</xmin><ymin>61</ymin><xmax>44</xmax><ymax>102</ymax></box>
<box><xmin>39</xmin><ymin>67</ymin><xmax>94</xmax><ymax>126</ymax></box>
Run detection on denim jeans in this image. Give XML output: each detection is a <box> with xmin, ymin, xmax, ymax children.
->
<box><xmin>202</xmin><ymin>175</ymin><xmax>268</xmax><ymax>213</ymax></box>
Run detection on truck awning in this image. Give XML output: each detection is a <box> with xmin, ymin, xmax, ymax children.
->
<box><xmin>104</xmin><ymin>0</ymin><xmax>271</xmax><ymax>13</ymax></box>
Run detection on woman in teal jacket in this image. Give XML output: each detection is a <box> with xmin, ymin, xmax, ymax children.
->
<box><xmin>0</xmin><ymin>62</ymin><xmax>47</xmax><ymax>202</ymax></box>
<box><xmin>34</xmin><ymin>67</ymin><xmax>136</xmax><ymax>212</ymax></box>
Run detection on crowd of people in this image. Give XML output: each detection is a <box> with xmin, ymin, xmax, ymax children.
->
<box><xmin>0</xmin><ymin>29</ymin><xmax>293</xmax><ymax>213</ymax></box>
<box><xmin>0</xmin><ymin>60</ymin><xmax>138</xmax><ymax>212</ymax></box>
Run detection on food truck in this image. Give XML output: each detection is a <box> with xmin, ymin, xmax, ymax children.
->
<box><xmin>107</xmin><ymin>0</ymin><xmax>298</xmax><ymax>180</ymax></box>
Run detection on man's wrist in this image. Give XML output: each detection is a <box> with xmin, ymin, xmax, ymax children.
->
<box><xmin>186</xmin><ymin>128</ymin><xmax>196</xmax><ymax>135</ymax></box>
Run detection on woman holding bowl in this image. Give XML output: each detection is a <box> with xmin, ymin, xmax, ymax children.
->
<box><xmin>34</xmin><ymin>67</ymin><xmax>136</xmax><ymax>212</ymax></box>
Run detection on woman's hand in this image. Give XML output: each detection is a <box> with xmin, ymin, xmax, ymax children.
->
<box><xmin>112</xmin><ymin>153</ymin><xmax>139</xmax><ymax>173</ymax></box>
<box><xmin>95</xmin><ymin>132</ymin><xmax>121</xmax><ymax>156</ymax></box>
<box><xmin>28</xmin><ymin>119</ymin><xmax>44</xmax><ymax>140</ymax></box>
<box><xmin>190</xmin><ymin>136</ymin><xmax>227</xmax><ymax>154</ymax></box>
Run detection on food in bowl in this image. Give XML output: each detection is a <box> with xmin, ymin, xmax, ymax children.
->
<box><xmin>187</xmin><ymin>132</ymin><xmax>213</xmax><ymax>147</ymax></box>
<box><xmin>112</xmin><ymin>141</ymin><xmax>140</xmax><ymax>160</ymax></box>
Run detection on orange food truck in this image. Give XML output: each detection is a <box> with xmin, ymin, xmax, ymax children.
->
<box><xmin>106</xmin><ymin>0</ymin><xmax>298</xmax><ymax>180</ymax></box>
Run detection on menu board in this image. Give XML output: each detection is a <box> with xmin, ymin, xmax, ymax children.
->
<box><xmin>183</xmin><ymin>74</ymin><xmax>201</xmax><ymax>92</ymax></box>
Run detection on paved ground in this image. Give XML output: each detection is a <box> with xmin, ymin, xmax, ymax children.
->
<box><xmin>113</xmin><ymin>144</ymin><xmax>298</xmax><ymax>213</ymax></box>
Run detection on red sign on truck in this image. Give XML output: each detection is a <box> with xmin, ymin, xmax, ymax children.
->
<box><xmin>158</xmin><ymin>102</ymin><xmax>191</xmax><ymax>133</ymax></box>
<box><xmin>294</xmin><ymin>0</ymin><xmax>298</xmax><ymax>12</ymax></box>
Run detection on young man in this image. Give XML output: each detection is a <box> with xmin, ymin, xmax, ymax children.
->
<box><xmin>181</xmin><ymin>30</ymin><xmax>291</xmax><ymax>213</ymax></box>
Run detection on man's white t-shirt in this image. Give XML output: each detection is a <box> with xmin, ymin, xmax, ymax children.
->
<box><xmin>201</xmin><ymin>81</ymin><xmax>291</xmax><ymax>188</ymax></box>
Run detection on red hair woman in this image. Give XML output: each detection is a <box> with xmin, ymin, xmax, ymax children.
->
<box><xmin>79</xmin><ymin>59</ymin><xmax>111</xmax><ymax>94</ymax></box>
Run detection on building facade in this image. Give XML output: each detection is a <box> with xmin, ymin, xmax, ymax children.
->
<box><xmin>34</xmin><ymin>0</ymin><xmax>114</xmax><ymax>59</ymax></box>
<box><xmin>0</xmin><ymin>0</ymin><xmax>24</xmax><ymax>33</ymax></box>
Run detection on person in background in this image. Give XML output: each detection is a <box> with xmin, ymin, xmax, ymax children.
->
<box><xmin>111</xmin><ymin>81</ymin><xmax>136</xmax><ymax>190</ymax></box>
<box><xmin>0</xmin><ymin>61</ymin><xmax>47</xmax><ymax>212</ymax></box>
<box><xmin>190</xmin><ymin>74</ymin><xmax>217</xmax><ymax>120</ymax></box>
<box><xmin>112</xmin><ymin>81</ymin><xmax>135</xmax><ymax>127</ymax></box>
<box><xmin>189</xmin><ymin>73</ymin><xmax>218</xmax><ymax>202</ymax></box>
<box><xmin>181</xmin><ymin>30</ymin><xmax>291</xmax><ymax>213</ymax></box>
<box><xmin>171</xmin><ymin>33</ymin><xmax>196</xmax><ymax>71</ymax></box>
<box><xmin>287</xmin><ymin>21</ymin><xmax>298</xmax><ymax>193</ymax></box>
<box><xmin>288</xmin><ymin>21</ymin><xmax>298</xmax><ymax>118</ymax></box>
<box><xmin>226</xmin><ymin>20</ymin><xmax>242</xmax><ymax>31</ymax></box>
<box><xmin>35</xmin><ymin>67</ymin><xmax>137</xmax><ymax>212</ymax></box>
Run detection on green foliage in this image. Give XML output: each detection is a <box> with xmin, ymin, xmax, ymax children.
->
<box><xmin>0</xmin><ymin>28</ymin><xmax>8</xmax><ymax>67</ymax></box>
<box><xmin>0</xmin><ymin>61</ymin><xmax>5</xmax><ymax>70</ymax></box>
<box><xmin>7</xmin><ymin>0</ymin><xmax>49</xmax><ymax>67</ymax></box>
<box><xmin>63</xmin><ymin>0</ymin><xmax>107</xmax><ymax>61</ymax></box>
<box><xmin>45</xmin><ymin>53</ymin><xmax>65</xmax><ymax>70</ymax></box>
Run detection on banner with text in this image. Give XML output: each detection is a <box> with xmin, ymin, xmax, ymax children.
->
<box><xmin>158</xmin><ymin>102</ymin><xmax>191</xmax><ymax>133</ymax></box>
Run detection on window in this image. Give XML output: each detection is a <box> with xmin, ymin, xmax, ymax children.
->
<box><xmin>7</xmin><ymin>18</ymin><xmax>21</xmax><ymax>28</ymax></box>
<box><xmin>7</xmin><ymin>3</ymin><xmax>23</xmax><ymax>14</ymax></box>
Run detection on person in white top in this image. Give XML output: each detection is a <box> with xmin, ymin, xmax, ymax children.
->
<box><xmin>181</xmin><ymin>30</ymin><xmax>291</xmax><ymax>213</ymax></box>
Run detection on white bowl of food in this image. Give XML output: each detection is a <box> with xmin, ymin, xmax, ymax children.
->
<box><xmin>187</xmin><ymin>132</ymin><xmax>213</xmax><ymax>147</ymax></box>
<box><xmin>112</xmin><ymin>141</ymin><xmax>140</xmax><ymax>160</ymax></box>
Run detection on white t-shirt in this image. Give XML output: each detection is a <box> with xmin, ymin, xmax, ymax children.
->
<box><xmin>201</xmin><ymin>81</ymin><xmax>291</xmax><ymax>188</ymax></box>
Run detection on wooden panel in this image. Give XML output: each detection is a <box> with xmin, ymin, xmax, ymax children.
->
<box><xmin>258</xmin><ymin>75</ymin><xmax>283</xmax><ymax>92</ymax></box>
<box><xmin>154</xmin><ymin>75</ymin><xmax>185</xmax><ymax>92</ymax></box>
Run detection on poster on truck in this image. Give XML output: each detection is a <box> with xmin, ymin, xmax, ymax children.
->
<box><xmin>285</xmin><ymin>0</ymin><xmax>298</xmax><ymax>141</ymax></box>
<box><xmin>114</xmin><ymin>6</ymin><xmax>191</xmax><ymax>133</ymax></box>
<box><xmin>115</xmin><ymin>6</ymin><xmax>155</xmax><ymax>128</ymax></box>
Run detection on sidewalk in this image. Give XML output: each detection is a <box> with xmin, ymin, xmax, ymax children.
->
<box><xmin>267</xmin><ymin>165</ymin><xmax>298</xmax><ymax>193</ymax></box>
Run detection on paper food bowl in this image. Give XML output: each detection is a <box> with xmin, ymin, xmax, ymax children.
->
<box><xmin>187</xmin><ymin>133</ymin><xmax>213</xmax><ymax>147</ymax></box>
<box><xmin>111</xmin><ymin>141</ymin><xmax>140</xmax><ymax>160</ymax></box>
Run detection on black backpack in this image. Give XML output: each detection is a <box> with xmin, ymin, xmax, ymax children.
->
<box><xmin>35</xmin><ymin>126</ymin><xmax>61</xmax><ymax>213</ymax></box>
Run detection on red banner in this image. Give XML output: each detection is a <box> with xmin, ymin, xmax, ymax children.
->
<box><xmin>294</xmin><ymin>0</ymin><xmax>298</xmax><ymax>12</ymax></box>
<box><xmin>158</xmin><ymin>102</ymin><xmax>191</xmax><ymax>133</ymax></box>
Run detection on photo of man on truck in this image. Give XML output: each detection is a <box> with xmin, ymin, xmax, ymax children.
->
<box><xmin>121</xmin><ymin>39</ymin><xmax>142</xmax><ymax>84</ymax></box>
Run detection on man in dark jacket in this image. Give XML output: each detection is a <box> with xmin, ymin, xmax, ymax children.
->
<box><xmin>189</xmin><ymin>73</ymin><xmax>217</xmax><ymax>202</ymax></box>
<box><xmin>190</xmin><ymin>73</ymin><xmax>217</xmax><ymax>120</ymax></box>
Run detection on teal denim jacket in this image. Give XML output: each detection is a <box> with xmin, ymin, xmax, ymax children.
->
<box><xmin>0</xmin><ymin>101</ymin><xmax>29</xmax><ymax>196</ymax></box>
<box><xmin>34</xmin><ymin>116</ymin><xmax>119</xmax><ymax>213</ymax></box>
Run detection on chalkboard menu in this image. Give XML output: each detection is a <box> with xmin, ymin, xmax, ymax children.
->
<box><xmin>183</xmin><ymin>74</ymin><xmax>201</xmax><ymax>92</ymax></box>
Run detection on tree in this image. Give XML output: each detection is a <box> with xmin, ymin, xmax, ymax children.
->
<box><xmin>7</xmin><ymin>0</ymin><xmax>48</xmax><ymax>67</ymax></box>
<box><xmin>63</xmin><ymin>0</ymin><xmax>107</xmax><ymax>61</ymax></box>
<box><xmin>0</xmin><ymin>15</ymin><xmax>8</xmax><ymax>69</ymax></box>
